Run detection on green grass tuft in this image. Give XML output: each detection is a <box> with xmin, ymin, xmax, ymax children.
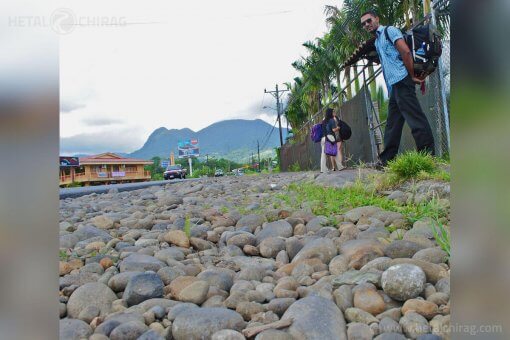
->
<box><xmin>386</xmin><ymin>151</ymin><xmax>437</xmax><ymax>180</ymax></box>
<box><xmin>184</xmin><ymin>216</ymin><xmax>191</xmax><ymax>238</ymax></box>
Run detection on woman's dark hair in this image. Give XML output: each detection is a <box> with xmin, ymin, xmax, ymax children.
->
<box><xmin>324</xmin><ymin>107</ymin><xmax>334</xmax><ymax>122</ymax></box>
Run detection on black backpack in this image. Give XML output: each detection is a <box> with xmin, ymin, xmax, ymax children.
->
<box><xmin>384</xmin><ymin>20</ymin><xmax>442</xmax><ymax>76</ymax></box>
<box><xmin>338</xmin><ymin>119</ymin><xmax>352</xmax><ymax>141</ymax></box>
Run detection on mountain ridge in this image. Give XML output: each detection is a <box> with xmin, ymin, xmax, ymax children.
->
<box><xmin>128</xmin><ymin>119</ymin><xmax>287</xmax><ymax>161</ymax></box>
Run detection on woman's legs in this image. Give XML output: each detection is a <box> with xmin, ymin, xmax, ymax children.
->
<box><xmin>329</xmin><ymin>156</ymin><xmax>338</xmax><ymax>170</ymax></box>
<box><xmin>320</xmin><ymin>137</ymin><xmax>328</xmax><ymax>172</ymax></box>
<box><xmin>334</xmin><ymin>141</ymin><xmax>344</xmax><ymax>170</ymax></box>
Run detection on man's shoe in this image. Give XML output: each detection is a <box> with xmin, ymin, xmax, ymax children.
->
<box><xmin>374</xmin><ymin>161</ymin><xmax>385</xmax><ymax>171</ymax></box>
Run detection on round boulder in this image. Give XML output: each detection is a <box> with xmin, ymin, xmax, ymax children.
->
<box><xmin>381</xmin><ymin>264</ymin><xmax>426</xmax><ymax>301</ymax></box>
<box><xmin>172</xmin><ymin>307</ymin><xmax>245</xmax><ymax>340</ymax></box>
<box><xmin>123</xmin><ymin>272</ymin><xmax>164</xmax><ymax>307</ymax></box>
<box><xmin>281</xmin><ymin>295</ymin><xmax>347</xmax><ymax>339</ymax></box>
<box><xmin>67</xmin><ymin>282</ymin><xmax>117</xmax><ymax>318</ymax></box>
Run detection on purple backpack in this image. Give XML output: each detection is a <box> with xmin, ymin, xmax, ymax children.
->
<box><xmin>310</xmin><ymin>123</ymin><xmax>323</xmax><ymax>143</ymax></box>
<box><xmin>325</xmin><ymin>141</ymin><xmax>337</xmax><ymax>156</ymax></box>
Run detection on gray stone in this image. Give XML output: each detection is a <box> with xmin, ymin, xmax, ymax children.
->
<box><xmin>138</xmin><ymin>329</ymin><xmax>165</xmax><ymax>340</ymax></box>
<box><xmin>167</xmin><ymin>303</ymin><xmax>199</xmax><ymax>321</ymax></box>
<box><xmin>259</xmin><ymin>237</ymin><xmax>286</xmax><ymax>258</ymax></box>
<box><xmin>108</xmin><ymin>272</ymin><xmax>139</xmax><ymax>292</ymax></box>
<box><xmin>435</xmin><ymin>277</ymin><xmax>450</xmax><ymax>295</ymax></box>
<box><xmin>384</xmin><ymin>240</ymin><xmax>426</xmax><ymax>259</ymax></box>
<box><xmin>190</xmin><ymin>225</ymin><xmax>209</xmax><ymax>239</ymax></box>
<box><xmin>236</xmin><ymin>214</ymin><xmax>266</xmax><ymax>232</ymax></box>
<box><xmin>220</xmin><ymin>245</ymin><xmax>245</xmax><ymax>258</ymax></box>
<box><xmin>172</xmin><ymin>307</ymin><xmax>245</xmax><ymax>340</ymax></box>
<box><xmin>154</xmin><ymin>248</ymin><xmax>185</xmax><ymax>263</ymax></box>
<box><xmin>77</xmin><ymin>305</ymin><xmax>100</xmax><ymax>323</ymax></box>
<box><xmin>281</xmin><ymin>296</ymin><xmax>347</xmax><ymax>340</ymax></box>
<box><xmin>255</xmin><ymin>220</ymin><xmax>293</xmax><ymax>244</ymax></box>
<box><xmin>347</xmin><ymin>322</ymin><xmax>373</xmax><ymax>340</ymax></box>
<box><xmin>67</xmin><ymin>282</ymin><xmax>117</xmax><ymax>318</ymax></box>
<box><xmin>124</xmin><ymin>272</ymin><xmax>164</xmax><ymax>306</ymax></box>
<box><xmin>157</xmin><ymin>266</ymin><xmax>187</xmax><ymax>285</ymax></box>
<box><xmin>333</xmin><ymin>285</ymin><xmax>353</xmax><ymax>312</ymax></box>
<box><xmin>255</xmin><ymin>329</ymin><xmax>293</xmax><ymax>340</ymax></box>
<box><xmin>197</xmin><ymin>268</ymin><xmax>235</xmax><ymax>291</ymax></box>
<box><xmin>60</xmin><ymin>234</ymin><xmax>79</xmax><ymax>248</ymax></box>
<box><xmin>332</xmin><ymin>270</ymin><xmax>382</xmax><ymax>287</ymax></box>
<box><xmin>399</xmin><ymin>312</ymin><xmax>430</xmax><ymax>338</ymax></box>
<box><xmin>119</xmin><ymin>253</ymin><xmax>166</xmax><ymax>272</ymax></box>
<box><xmin>374</xmin><ymin>333</ymin><xmax>407</xmax><ymax>340</ymax></box>
<box><xmin>109</xmin><ymin>320</ymin><xmax>149</xmax><ymax>340</ymax></box>
<box><xmin>227</xmin><ymin>233</ymin><xmax>257</xmax><ymax>248</ymax></box>
<box><xmin>238</xmin><ymin>265</ymin><xmax>267</xmax><ymax>282</ymax></box>
<box><xmin>285</xmin><ymin>237</ymin><xmax>304</xmax><ymax>260</ymax></box>
<box><xmin>59</xmin><ymin>318</ymin><xmax>92</xmax><ymax>339</ymax></box>
<box><xmin>329</xmin><ymin>255</ymin><xmax>349</xmax><ymax>275</ymax></box>
<box><xmin>306</xmin><ymin>216</ymin><xmax>329</xmax><ymax>233</ymax></box>
<box><xmin>291</xmin><ymin>238</ymin><xmax>337</xmax><ymax>264</ymax></box>
<box><xmin>74</xmin><ymin>225</ymin><xmax>113</xmax><ymax>242</ymax></box>
<box><xmin>344</xmin><ymin>206</ymin><xmax>382</xmax><ymax>223</ymax></box>
<box><xmin>379</xmin><ymin>317</ymin><xmax>403</xmax><ymax>334</ymax></box>
<box><xmin>381</xmin><ymin>264</ymin><xmax>426</xmax><ymax>301</ymax></box>
<box><xmin>410</xmin><ymin>219</ymin><xmax>436</xmax><ymax>238</ymax></box>
<box><xmin>177</xmin><ymin>280</ymin><xmax>210</xmax><ymax>305</ymax></box>
<box><xmin>344</xmin><ymin>307</ymin><xmax>379</xmax><ymax>324</ymax></box>
<box><xmin>266</xmin><ymin>298</ymin><xmax>296</xmax><ymax>316</ymax></box>
<box><xmin>291</xmin><ymin>263</ymin><xmax>314</xmax><ymax>277</ymax></box>
<box><xmin>357</xmin><ymin>226</ymin><xmax>390</xmax><ymax>240</ymax></box>
<box><xmin>412</xmin><ymin>248</ymin><xmax>449</xmax><ymax>264</ymax></box>
<box><xmin>211</xmin><ymin>329</ymin><xmax>246</xmax><ymax>340</ymax></box>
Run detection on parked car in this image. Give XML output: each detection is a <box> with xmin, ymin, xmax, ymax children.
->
<box><xmin>214</xmin><ymin>169</ymin><xmax>224</xmax><ymax>177</ymax></box>
<box><xmin>164</xmin><ymin>164</ymin><xmax>186</xmax><ymax>180</ymax></box>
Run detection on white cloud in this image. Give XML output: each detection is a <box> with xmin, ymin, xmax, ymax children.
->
<box><xmin>60</xmin><ymin>0</ymin><xmax>337</xmax><ymax>151</ymax></box>
<box><xmin>60</xmin><ymin>127</ymin><xmax>144</xmax><ymax>155</ymax></box>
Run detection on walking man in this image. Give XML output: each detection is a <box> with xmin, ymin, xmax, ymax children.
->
<box><xmin>361</xmin><ymin>10</ymin><xmax>435</xmax><ymax>166</ymax></box>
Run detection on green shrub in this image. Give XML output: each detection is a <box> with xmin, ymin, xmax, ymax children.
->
<box><xmin>289</xmin><ymin>162</ymin><xmax>301</xmax><ymax>172</ymax></box>
<box><xmin>387</xmin><ymin>151</ymin><xmax>437</xmax><ymax>180</ymax></box>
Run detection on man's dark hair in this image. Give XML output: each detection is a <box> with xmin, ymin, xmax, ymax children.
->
<box><xmin>360</xmin><ymin>10</ymin><xmax>378</xmax><ymax>18</ymax></box>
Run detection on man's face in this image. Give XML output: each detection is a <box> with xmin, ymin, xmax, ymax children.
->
<box><xmin>361</xmin><ymin>14</ymin><xmax>379</xmax><ymax>33</ymax></box>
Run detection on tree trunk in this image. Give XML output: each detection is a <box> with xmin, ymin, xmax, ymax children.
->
<box><xmin>335</xmin><ymin>68</ymin><xmax>342</xmax><ymax>109</ymax></box>
<box><xmin>353</xmin><ymin>65</ymin><xmax>360</xmax><ymax>95</ymax></box>
<box><xmin>344</xmin><ymin>67</ymin><xmax>352</xmax><ymax>100</ymax></box>
<box><xmin>368</xmin><ymin>64</ymin><xmax>377</xmax><ymax>101</ymax></box>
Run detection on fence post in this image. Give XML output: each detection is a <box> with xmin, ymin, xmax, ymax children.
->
<box><xmin>362</xmin><ymin>68</ymin><xmax>379</xmax><ymax>163</ymax></box>
<box><xmin>430</xmin><ymin>4</ymin><xmax>451</xmax><ymax>154</ymax></box>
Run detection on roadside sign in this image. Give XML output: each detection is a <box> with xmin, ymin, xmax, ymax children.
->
<box><xmin>59</xmin><ymin>156</ymin><xmax>79</xmax><ymax>167</ymax></box>
<box><xmin>161</xmin><ymin>160</ymin><xmax>169</xmax><ymax>168</ymax></box>
<box><xmin>178</xmin><ymin>138</ymin><xmax>200</xmax><ymax>158</ymax></box>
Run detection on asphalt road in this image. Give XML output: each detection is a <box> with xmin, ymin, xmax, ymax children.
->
<box><xmin>59</xmin><ymin>178</ymin><xmax>198</xmax><ymax>199</ymax></box>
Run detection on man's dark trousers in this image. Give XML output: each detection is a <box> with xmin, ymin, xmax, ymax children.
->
<box><xmin>379</xmin><ymin>75</ymin><xmax>435</xmax><ymax>164</ymax></box>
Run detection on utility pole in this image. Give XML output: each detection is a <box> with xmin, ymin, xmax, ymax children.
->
<box><xmin>265</xmin><ymin>84</ymin><xmax>289</xmax><ymax>147</ymax></box>
<box><xmin>257</xmin><ymin>140</ymin><xmax>261</xmax><ymax>172</ymax></box>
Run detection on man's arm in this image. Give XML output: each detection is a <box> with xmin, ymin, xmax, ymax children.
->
<box><xmin>394</xmin><ymin>39</ymin><xmax>424</xmax><ymax>84</ymax></box>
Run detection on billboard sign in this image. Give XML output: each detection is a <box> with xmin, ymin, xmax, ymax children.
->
<box><xmin>161</xmin><ymin>160</ymin><xmax>169</xmax><ymax>168</ymax></box>
<box><xmin>178</xmin><ymin>138</ymin><xmax>200</xmax><ymax>158</ymax></box>
<box><xmin>59</xmin><ymin>156</ymin><xmax>79</xmax><ymax>167</ymax></box>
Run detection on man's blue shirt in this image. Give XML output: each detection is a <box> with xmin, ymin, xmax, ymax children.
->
<box><xmin>374</xmin><ymin>25</ymin><xmax>409</xmax><ymax>93</ymax></box>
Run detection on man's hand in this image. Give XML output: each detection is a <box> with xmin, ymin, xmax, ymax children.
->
<box><xmin>412</xmin><ymin>76</ymin><xmax>425</xmax><ymax>84</ymax></box>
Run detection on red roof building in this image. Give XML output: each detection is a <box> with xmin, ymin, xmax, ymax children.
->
<box><xmin>60</xmin><ymin>152</ymin><xmax>153</xmax><ymax>187</ymax></box>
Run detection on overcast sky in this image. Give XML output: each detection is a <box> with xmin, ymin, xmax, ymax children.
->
<box><xmin>59</xmin><ymin>0</ymin><xmax>341</xmax><ymax>155</ymax></box>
